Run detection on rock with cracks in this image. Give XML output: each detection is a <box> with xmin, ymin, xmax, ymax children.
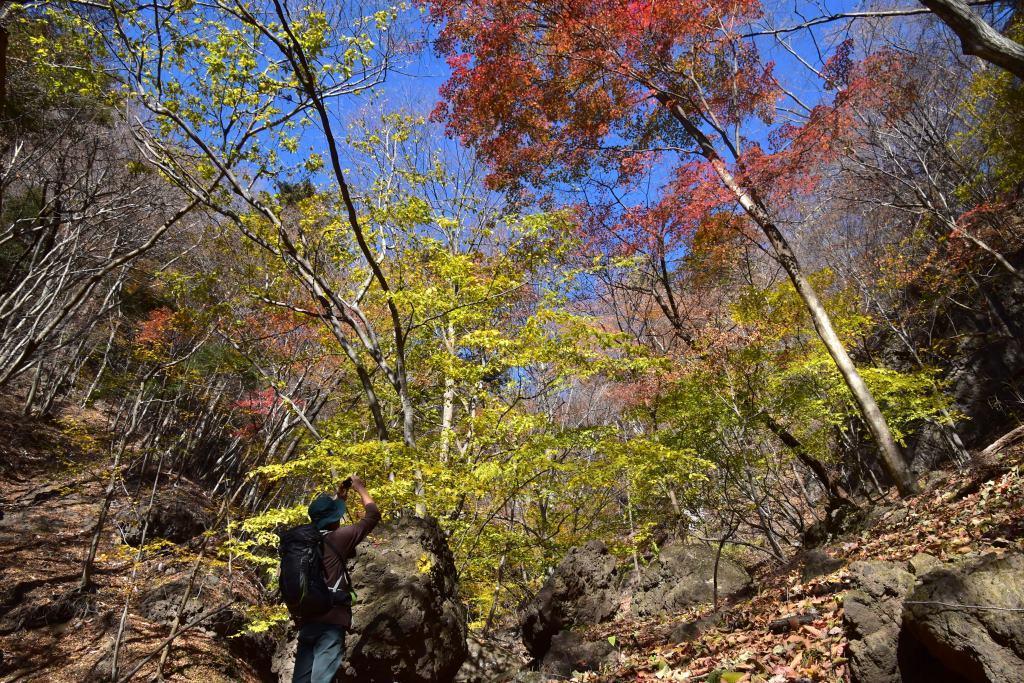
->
<box><xmin>115</xmin><ymin>483</ymin><xmax>216</xmax><ymax>547</ymax></box>
<box><xmin>843</xmin><ymin>560</ymin><xmax>916</xmax><ymax>683</ymax></box>
<box><xmin>899</xmin><ymin>552</ymin><xmax>1024</xmax><ymax>683</ymax></box>
<box><xmin>844</xmin><ymin>551</ymin><xmax>1024</xmax><ymax>683</ymax></box>
<box><xmin>628</xmin><ymin>541</ymin><xmax>752</xmax><ymax>618</ymax></box>
<box><xmin>275</xmin><ymin>513</ymin><xmax>468</xmax><ymax>683</ymax></box>
<box><xmin>520</xmin><ymin>541</ymin><xmax>621</xmax><ymax>662</ymax></box>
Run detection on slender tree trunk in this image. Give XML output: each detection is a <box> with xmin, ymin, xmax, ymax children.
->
<box><xmin>22</xmin><ymin>360</ymin><xmax>41</xmax><ymax>415</ymax></box>
<box><xmin>754</xmin><ymin>502</ymin><xmax>786</xmax><ymax>559</ymax></box>
<box><xmin>111</xmin><ymin>454</ymin><xmax>164</xmax><ymax>680</ymax></box>
<box><xmin>0</xmin><ymin>21</ymin><xmax>7</xmax><ymax>119</ymax></box>
<box><xmin>711</xmin><ymin>516</ymin><xmax>738</xmax><ymax>613</ymax></box>
<box><xmin>354</xmin><ymin>362</ymin><xmax>389</xmax><ymax>440</ymax></box>
<box><xmin>81</xmin><ymin>441</ymin><xmax>126</xmax><ymax>591</ymax></box>
<box><xmin>760</xmin><ymin>413</ymin><xmax>856</xmax><ymax>508</ymax></box>
<box><xmin>82</xmin><ymin>315</ymin><xmax>119</xmax><ymax>406</ymax></box>
<box><xmin>658</xmin><ymin>95</ymin><xmax>919</xmax><ymax>496</ymax></box>
<box><xmin>81</xmin><ymin>379</ymin><xmax>148</xmax><ymax>590</ymax></box>
<box><xmin>483</xmin><ymin>552</ymin><xmax>507</xmax><ymax>632</ymax></box>
<box><xmin>440</xmin><ymin>324</ymin><xmax>456</xmax><ymax>463</ymax></box>
<box><xmin>627</xmin><ymin>485</ymin><xmax>640</xmax><ymax>574</ymax></box>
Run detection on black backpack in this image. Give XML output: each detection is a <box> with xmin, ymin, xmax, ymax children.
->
<box><xmin>278</xmin><ymin>523</ymin><xmax>353</xmax><ymax>620</ymax></box>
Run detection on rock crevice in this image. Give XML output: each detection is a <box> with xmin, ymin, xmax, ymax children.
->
<box><xmin>844</xmin><ymin>552</ymin><xmax>1024</xmax><ymax>683</ymax></box>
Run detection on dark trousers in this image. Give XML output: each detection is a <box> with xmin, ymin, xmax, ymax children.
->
<box><xmin>292</xmin><ymin>622</ymin><xmax>345</xmax><ymax>683</ymax></box>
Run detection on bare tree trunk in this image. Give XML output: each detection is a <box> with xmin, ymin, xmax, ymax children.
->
<box><xmin>711</xmin><ymin>514</ymin><xmax>739</xmax><ymax>613</ymax></box>
<box><xmin>627</xmin><ymin>485</ymin><xmax>640</xmax><ymax>574</ymax></box>
<box><xmin>440</xmin><ymin>324</ymin><xmax>456</xmax><ymax>462</ymax></box>
<box><xmin>81</xmin><ymin>379</ymin><xmax>149</xmax><ymax>590</ymax></box>
<box><xmin>110</xmin><ymin>453</ymin><xmax>165</xmax><ymax>680</ymax></box>
<box><xmin>754</xmin><ymin>502</ymin><xmax>786</xmax><ymax>559</ymax></box>
<box><xmin>658</xmin><ymin>95</ymin><xmax>919</xmax><ymax>497</ymax></box>
<box><xmin>0</xmin><ymin>20</ymin><xmax>7</xmax><ymax>119</ymax></box>
<box><xmin>22</xmin><ymin>360</ymin><xmax>41</xmax><ymax>415</ymax></box>
<box><xmin>81</xmin><ymin>441</ymin><xmax>126</xmax><ymax>591</ymax></box>
<box><xmin>82</xmin><ymin>316</ymin><xmax>118</xmax><ymax>406</ymax></box>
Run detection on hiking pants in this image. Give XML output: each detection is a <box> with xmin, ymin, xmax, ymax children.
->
<box><xmin>292</xmin><ymin>622</ymin><xmax>345</xmax><ymax>683</ymax></box>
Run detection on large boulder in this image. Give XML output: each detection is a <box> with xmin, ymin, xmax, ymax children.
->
<box><xmin>275</xmin><ymin>514</ymin><xmax>468</xmax><ymax>683</ymax></box>
<box><xmin>340</xmin><ymin>513</ymin><xmax>468</xmax><ymax>682</ymax></box>
<box><xmin>843</xmin><ymin>560</ymin><xmax>916</xmax><ymax>683</ymax></box>
<box><xmin>844</xmin><ymin>552</ymin><xmax>1024</xmax><ymax>683</ymax></box>
<box><xmin>629</xmin><ymin>541</ymin><xmax>751</xmax><ymax>617</ymax></box>
<box><xmin>116</xmin><ymin>484</ymin><xmax>215</xmax><ymax>546</ymax></box>
<box><xmin>520</xmin><ymin>540</ymin><xmax>751</xmax><ymax>675</ymax></box>
<box><xmin>899</xmin><ymin>552</ymin><xmax>1024</xmax><ymax>683</ymax></box>
<box><xmin>520</xmin><ymin>541</ymin><xmax>622</xmax><ymax>661</ymax></box>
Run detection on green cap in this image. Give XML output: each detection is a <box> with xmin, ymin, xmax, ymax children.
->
<box><xmin>308</xmin><ymin>493</ymin><xmax>347</xmax><ymax>530</ymax></box>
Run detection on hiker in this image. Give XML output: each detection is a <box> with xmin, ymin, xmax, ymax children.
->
<box><xmin>292</xmin><ymin>475</ymin><xmax>380</xmax><ymax>683</ymax></box>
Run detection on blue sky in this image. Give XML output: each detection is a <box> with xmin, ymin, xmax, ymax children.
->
<box><xmin>355</xmin><ymin>0</ymin><xmax>889</xmax><ymax>130</ymax></box>
<box><xmin>297</xmin><ymin>0</ymin><xmax>946</xmax><ymax>212</ymax></box>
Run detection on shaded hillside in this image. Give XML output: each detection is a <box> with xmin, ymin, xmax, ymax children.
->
<box><xmin>0</xmin><ymin>398</ymin><xmax>271</xmax><ymax>682</ymax></box>
<box><xmin>557</xmin><ymin>433</ymin><xmax>1024</xmax><ymax>682</ymax></box>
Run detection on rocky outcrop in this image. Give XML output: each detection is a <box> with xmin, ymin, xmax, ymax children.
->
<box><xmin>844</xmin><ymin>552</ymin><xmax>1024</xmax><ymax>683</ymax></box>
<box><xmin>844</xmin><ymin>560</ymin><xmax>916</xmax><ymax>682</ymax></box>
<box><xmin>341</xmin><ymin>514</ymin><xmax>468</xmax><ymax>682</ymax></box>
<box><xmin>520</xmin><ymin>540</ymin><xmax>751</xmax><ymax>675</ymax></box>
<box><xmin>870</xmin><ymin>260</ymin><xmax>1024</xmax><ymax>470</ymax></box>
<box><xmin>137</xmin><ymin>572</ymin><xmax>248</xmax><ymax>639</ymax></box>
<box><xmin>900</xmin><ymin>553</ymin><xmax>1024</xmax><ymax>682</ymax></box>
<box><xmin>116</xmin><ymin>484</ymin><xmax>216</xmax><ymax>546</ymax></box>
<box><xmin>520</xmin><ymin>541</ymin><xmax>621</xmax><ymax>661</ymax></box>
<box><xmin>274</xmin><ymin>514</ymin><xmax>468</xmax><ymax>683</ymax></box>
<box><xmin>628</xmin><ymin>541</ymin><xmax>751</xmax><ymax>617</ymax></box>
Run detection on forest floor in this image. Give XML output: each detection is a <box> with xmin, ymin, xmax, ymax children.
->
<box><xmin>570</xmin><ymin>434</ymin><xmax>1024</xmax><ymax>682</ymax></box>
<box><xmin>0</xmin><ymin>397</ymin><xmax>268</xmax><ymax>683</ymax></box>
<box><xmin>2</xmin><ymin>393</ymin><xmax>1023</xmax><ymax>683</ymax></box>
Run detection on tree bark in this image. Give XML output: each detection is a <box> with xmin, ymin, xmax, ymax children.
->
<box><xmin>658</xmin><ymin>94</ymin><xmax>919</xmax><ymax>496</ymax></box>
<box><xmin>918</xmin><ymin>0</ymin><xmax>1024</xmax><ymax>79</ymax></box>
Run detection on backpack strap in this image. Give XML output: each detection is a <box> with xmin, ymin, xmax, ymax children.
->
<box><xmin>320</xmin><ymin>532</ymin><xmax>353</xmax><ymax>593</ymax></box>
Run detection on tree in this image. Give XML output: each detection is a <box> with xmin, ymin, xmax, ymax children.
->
<box><xmin>426</xmin><ymin>0</ymin><xmax>920</xmax><ymax>494</ymax></box>
<box><xmin>0</xmin><ymin>4</ymin><xmax>195</xmax><ymax>397</ymax></box>
<box><xmin>917</xmin><ymin>0</ymin><xmax>1024</xmax><ymax>79</ymax></box>
<box><xmin>96</xmin><ymin>0</ymin><xmax>420</xmax><ymax>443</ymax></box>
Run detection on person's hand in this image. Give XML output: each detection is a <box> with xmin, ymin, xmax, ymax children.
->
<box><xmin>349</xmin><ymin>475</ymin><xmax>366</xmax><ymax>493</ymax></box>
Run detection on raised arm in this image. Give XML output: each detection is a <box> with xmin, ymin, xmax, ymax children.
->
<box><xmin>344</xmin><ymin>475</ymin><xmax>380</xmax><ymax>546</ymax></box>
<box><xmin>350</xmin><ymin>475</ymin><xmax>375</xmax><ymax>509</ymax></box>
